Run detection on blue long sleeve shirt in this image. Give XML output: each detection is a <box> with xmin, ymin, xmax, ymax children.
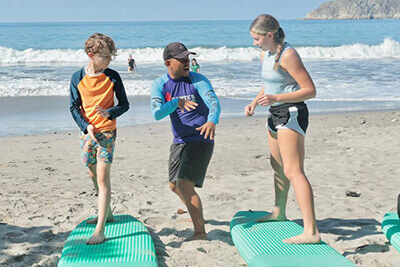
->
<box><xmin>151</xmin><ymin>72</ymin><xmax>221</xmax><ymax>144</ymax></box>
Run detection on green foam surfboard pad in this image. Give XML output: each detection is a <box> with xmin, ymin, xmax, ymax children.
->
<box><xmin>382</xmin><ymin>212</ymin><xmax>400</xmax><ymax>253</ymax></box>
<box><xmin>230</xmin><ymin>211</ymin><xmax>355</xmax><ymax>267</ymax></box>
<box><xmin>58</xmin><ymin>214</ymin><xmax>157</xmax><ymax>267</ymax></box>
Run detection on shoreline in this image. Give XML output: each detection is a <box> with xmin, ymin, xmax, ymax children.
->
<box><xmin>1</xmin><ymin>110</ymin><xmax>400</xmax><ymax>266</ymax></box>
<box><xmin>1</xmin><ymin>94</ymin><xmax>400</xmax><ymax>137</ymax></box>
<box><xmin>2</xmin><ymin>108</ymin><xmax>400</xmax><ymax>138</ymax></box>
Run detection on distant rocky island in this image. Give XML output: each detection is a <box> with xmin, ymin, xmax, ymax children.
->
<box><xmin>305</xmin><ymin>0</ymin><xmax>400</xmax><ymax>20</ymax></box>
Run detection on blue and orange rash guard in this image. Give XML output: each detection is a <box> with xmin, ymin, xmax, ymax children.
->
<box><xmin>151</xmin><ymin>72</ymin><xmax>221</xmax><ymax>144</ymax></box>
<box><xmin>70</xmin><ymin>68</ymin><xmax>129</xmax><ymax>134</ymax></box>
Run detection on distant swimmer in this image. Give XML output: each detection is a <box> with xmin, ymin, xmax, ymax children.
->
<box><xmin>128</xmin><ymin>55</ymin><xmax>137</xmax><ymax>72</ymax></box>
<box><xmin>191</xmin><ymin>58</ymin><xmax>200</xmax><ymax>73</ymax></box>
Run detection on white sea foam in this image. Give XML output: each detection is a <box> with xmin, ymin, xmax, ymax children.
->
<box><xmin>1</xmin><ymin>38</ymin><xmax>399</xmax><ymax>63</ymax></box>
<box><xmin>1</xmin><ymin>38</ymin><xmax>399</xmax><ymax>98</ymax></box>
<box><xmin>0</xmin><ymin>79</ymin><xmax>154</xmax><ymax>97</ymax></box>
<box><xmin>1</xmin><ymin>74</ymin><xmax>399</xmax><ymax>102</ymax></box>
<box><xmin>0</xmin><ymin>78</ymin><xmax>259</xmax><ymax>97</ymax></box>
<box><xmin>297</xmin><ymin>38</ymin><xmax>400</xmax><ymax>60</ymax></box>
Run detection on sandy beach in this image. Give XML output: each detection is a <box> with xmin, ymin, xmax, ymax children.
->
<box><xmin>1</xmin><ymin>110</ymin><xmax>400</xmax><ymax>266</ymax></box>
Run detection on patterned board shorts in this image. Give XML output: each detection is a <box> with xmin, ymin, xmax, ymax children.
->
<box><xmin>79</xmin><ymin>130</ymin><xmax>116</xmax><ymax>167</ymax></box>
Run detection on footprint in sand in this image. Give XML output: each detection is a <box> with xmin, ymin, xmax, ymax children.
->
<box><xmin>39</xmin><ymin>230</ymin><xmax>57</xmax><ymax>242</ymax></box>
<box><xmin>205</xmin><ymin>174</ymin><xmax>219</xmax><ymax>180</ymax></box>
<box><xmin>144</xmin><ymin>217</ymin><xmax>167</xmax><ymax>229</ymax></box>
<box><xmin>138</xmin><ymin>208</ymin><xmax>154</xmax><ymax>216</ymax></box>
<box><xmin>207</xmin><ymin>193</ymin><xmax>236</xmax><ymax>202</ymax></box>
<box><xmin>4</xmin><ymin>231</ymin><xmax>26</xmax><ymax>243</ymax></box>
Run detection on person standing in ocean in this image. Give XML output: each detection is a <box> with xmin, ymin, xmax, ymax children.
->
<box><xmin>150</xmin><ymin>42</ymin><xmax>221</xmax><ymax>241</ymax></box>
<box><xmin>244</xmin><ymin>14</ymin><xmax>320</xmax><ymax>244</ymax></box>
<box><xmin>128</xmin><ymin>55</ymin><xmax>137</xmax><ymax>72</ymax></box>
<box><xmin>191</xmin><ymin>58</ymin><xmax>200</xmax><ymax>73</ymax></box>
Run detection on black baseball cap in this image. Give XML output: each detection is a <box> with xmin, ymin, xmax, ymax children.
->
<box><xmin>163</xmin><ymin>42</ymin><xmax>196</xmax><ymax>61</ymax></box>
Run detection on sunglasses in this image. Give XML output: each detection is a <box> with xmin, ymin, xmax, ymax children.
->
<box><xmin>96</xmin><ymin>53</ymin><xmax>116</xmax><ymax>61</ymax></box>
<box><xmin>175</xmin><ymin>57</ymin><xmax>190</xmax><ymax>63</ymax></box>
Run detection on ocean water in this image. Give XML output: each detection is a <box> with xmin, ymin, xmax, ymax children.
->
<box><xmin>0</xmin><ymin>20</ymin><xmax>399</xmax><ymax>136</ymax></box>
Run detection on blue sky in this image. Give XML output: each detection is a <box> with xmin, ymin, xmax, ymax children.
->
<box><xmin>0</xmin><ymin>0</ymin><xmax>328</xmax><ymax>22</ymax></box>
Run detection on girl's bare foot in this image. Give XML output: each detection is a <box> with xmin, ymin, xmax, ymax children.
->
<box><xmin>86</xmin><ymin>232</ymin><xmax>106</xmax><ymax>245</ymax></box>
<box><xmin>284</xmin><ymin>232</ymin><xmax>321</xmax><ymax>244</ymax></box>
<box><xmin>86</xmin><ymin>213</ymin><xmax>114</xmax><ymax>224</ymax></box>
<box><xmin>255</xmin><ymin>212</ymin><xmax>286</xmax><ymax>222</ymax></box>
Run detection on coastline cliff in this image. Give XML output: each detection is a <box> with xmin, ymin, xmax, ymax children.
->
<box><xmin>305</xmin><ymin>0</ymin><xmax>400</xmax><ymax>20</ymax></box>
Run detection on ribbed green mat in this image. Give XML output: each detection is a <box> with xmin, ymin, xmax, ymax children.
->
<box><xmin>58</xmin><ymin>214</ymin><xmax>157</xmax><ymax>267</ymax></box>
<box><xmin>230</xmin><ymin>211</ymin><xmax>355</xmax><ymax>267</ymax></box>
<box><xmin>382</xmin><ymin>212</ymin><xmax>400</xmax><ymax>253</ymax></box>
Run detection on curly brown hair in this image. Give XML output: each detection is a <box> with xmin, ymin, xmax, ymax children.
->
<box><xmin>84</xmin><ymin>33</ymin><xmax>117</xmax><ymax>57</ymax></box>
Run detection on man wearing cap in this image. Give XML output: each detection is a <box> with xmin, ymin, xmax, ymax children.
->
<box><xmin>151</xmin><ymin>42</ymin><xmax>221</xmax><ymax>241</ymax></box>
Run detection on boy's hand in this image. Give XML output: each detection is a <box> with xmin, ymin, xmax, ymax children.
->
<box><xmin>196</xmin><ymin>122</ymin><xmax>216</xmax><ymax>140</ymax></box>
<box><xmin>177</xmin><ymin>99</ymin><xmax>198</xmax><ymax>113</ymax></box>
<box><xmin>95</xmin><ymin>105</ymin><xmax>110</xmax><ymax>119</ymax></box>
<box><xmin>87</xmin><ymin>125</ymin><xmax>98</xmax><ymax>142</ymax></box>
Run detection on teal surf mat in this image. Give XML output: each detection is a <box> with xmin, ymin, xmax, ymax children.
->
<box><xmin>382</xmin><ymin>212</ymin><xmax>400</xmax><ymax>252</ymax></box>
<box><xmin>230</xmin><ymin>211</ymin><xmax>355</xmax><ymax>267</ymax></box>
<box><xmin>58</xmin><ymin>214</ymin><xmax>158</xmax><ymax>267</ymax></box>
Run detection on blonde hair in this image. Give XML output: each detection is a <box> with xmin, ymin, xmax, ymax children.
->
<box><xmin>84</xmin><ymin>33</ymin><xmax>117</xmax><ymax>57</ymax></box>
<box><xmin>250</xmin><ymin>14</ymin><xmax>285</xmax><ymax>70</ymax></box>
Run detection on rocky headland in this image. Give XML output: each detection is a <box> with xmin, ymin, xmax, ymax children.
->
<box><xmin>305</xmin><ymin>0</ymin><xmax>400</xmax><ymax>20</ymax></box>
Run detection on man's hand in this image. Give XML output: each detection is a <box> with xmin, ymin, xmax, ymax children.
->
<box><xmin>95</xmin><ymin>105</ymin><xmax>110</xmax><ymax>119</ymax></box>
<box><xmin>86</xmin><ymin>125</ymin><xmax>98</xmax><ymax>142</ymax></box>
<box><xmin>178</xmin><ymin>99</ymin><xmax>198</xmax><ymax>113</ymax></box>
<box><xmin>196</xmin><ymin>121</ymin><xmax>216</xmax><ymax>140</ymax></box>
<box><xmin>257</xmin><ymin>94</ymin><xmax>278</xmax><ymax>107</ymax></box>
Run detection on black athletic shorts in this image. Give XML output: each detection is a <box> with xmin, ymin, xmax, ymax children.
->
<box><xmin>169</xmin><ymin>141</ymin><xmax>214</xmax><ymax>188</ymax></box>
<box><xmin>267</xmin><ymin>102</ymin><xmax>309</xmax><ymax>136</ymax></box>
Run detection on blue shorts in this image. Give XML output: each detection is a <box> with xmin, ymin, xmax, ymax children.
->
<box><xmin>267</xmin><ymin>102</ymin><xmax>309</xmax><ymax>136</ymax></box>
<box><xmin>79</xmin><ymin>130</ymin><xmax>116</xmax><ymax>167</ymax></box>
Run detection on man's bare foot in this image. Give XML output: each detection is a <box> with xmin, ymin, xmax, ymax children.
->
<box><xmin>87</xmin><ymin>213</ymin><xmax>114</xmax><ymax>224</ymax></box>
<box><xmin>283</xmin><ymin>232</ymin><xmax>321</xmax><ymax>244</ymax></box>
<box><xmin>185</xmin><ymin>232</ymin><xmax>207</xmax><ymax>241</ymax></box>
<box><xmin>255</xmin><ymin>212</ymin><xmax>286</xmax><ymax>222</ymax></box>
<box><xmin>86</xmin><ymin>232</ymin><xmax>106</xmax><ymax>245</ymax></box>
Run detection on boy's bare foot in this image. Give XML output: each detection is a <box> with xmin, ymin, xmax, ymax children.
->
<box><xmin>185</xmin><ymin>232</ymin><xmax>207</xmax><ymax>241</ymax></box>
<box><xmin>255</xmin><ymin>212</ymin><xmax>286</xmax><ymax>222</ymax></box>
<box><xmin>87</xmin><ymin>213</ymin><xmax>114</xmax><ymax>224</ymax></box>
<box><xmin>283</xmin><ymin>232</ymin><xmax>321</xmax><ymax>244</ymax></box>
<box><xmin>86</xmin><ymin>232</ymin><xmax>106</xmax><ymax>245</ymax></box>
